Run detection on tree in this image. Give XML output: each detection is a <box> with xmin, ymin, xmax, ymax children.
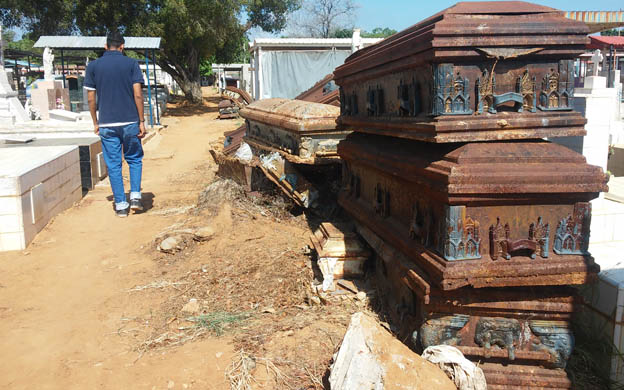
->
<box><xmin>0</xmin><ymin>0</ymin><xmax>76</xmax><ymax>36</ymax></box>
<box><xmin>1</xmin><ymin>0</ymin><xmax>298</xmax><ymax>103</ymax></box>
<box><xmin>330</xmin><ymin>27</ymin><xmax>397</xmax><ymax>39</ymax></box>
<box><xmin>362</xmin><ymin>27</ymin><xmax>396</xmax><ymax>38</ymax></box>
<box><xmin>601</xmin><ymin>28</ymin><xmax>622</xmax><ymax>36</ymax></box>
<box><xmin>288</xmin><ymin>0</ymin><xmax>358</xmax><ymax>38</ymax></box>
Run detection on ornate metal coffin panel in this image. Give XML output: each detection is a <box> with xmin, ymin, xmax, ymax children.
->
<box><xmin>240</xmin><ymin>98</ymin><xmax>349</xmax><ymax>164</ymax></box>
<box><xmin>333</xmin><ymin>3</ymin><xmax>589</xmax><ymax>143</ymax></box>
<box><xmin>418</xmin><ymin>288</ymin><xmax>577</xmax><ymax>370</ymax></box>
<box><xmin>338</xmin><ymin>132</ymin><xmax>607</xmax><ymax>290</ymax></box>
<box><xmin>363</xmin><ymin>218</ymin><xmax>577</xmax><ymax>387</ymax></box>
<box><xmin>336</xmin><ymin>59</ymin><xmax>584</xmax><ymax>143</ymax></box>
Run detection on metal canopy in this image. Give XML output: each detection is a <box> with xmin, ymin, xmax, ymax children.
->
<box><xmin>33</xmin><ymin>36</ymin><xmax>161</xmax><ymax>50</ymax></box>
<box><xmin>32</xmin><ymin>35</ymin><xmax>162</xmax><ymax>127</ymax></box>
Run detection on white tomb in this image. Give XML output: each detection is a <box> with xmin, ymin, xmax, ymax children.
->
<box><xmin>0</xmin><ymin>25</ymin><xmax>29</xmax><ymax>123</ymax></box>
<box><xmin>558</xmin><ymin>62</ymin><xmax>624</xmax><ymax>385</ymax></box>
<box><xmin>0</xmin><ymin>146</ymin><xmax>82</xmax><ymax>251</ymax></box>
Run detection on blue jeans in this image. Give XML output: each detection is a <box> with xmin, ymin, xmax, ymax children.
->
<box><xmin>99</xmin><ymin>122</ymin><xmax>143</xmax><ymax>210</ymax></box>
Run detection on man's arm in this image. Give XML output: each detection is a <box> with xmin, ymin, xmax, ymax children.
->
<box><xmin>87</xmin><ymin>90</ymin><xmax>98</xmax><ymax>135</ymax></box>
<box><xmin>133</xmin><ymin>82</ymin><xmax>146</xmax><ymax>139</ymax></box>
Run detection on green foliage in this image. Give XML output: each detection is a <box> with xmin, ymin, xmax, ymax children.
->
<box><xmin>2</xmin><ymin>28</ymin><xmax>15</xmax><ymax>42</ymax></box>
<box><xmin>0</xmin><ymin>0</ymin><xmax>76</xmax><ymax>36</ymax></box>
<box><xmin>330</xmin><ymin>27</ymin><xmax>397</xmax><ymax>39</ymax></box>
<box><xmin>1</xmin><ymin>0</ymin><xmax>299</xmax><ymax>102</ymax></box>
<box><xmin>601</xmin><ymin>28</ymin><xmax>623</xmax><ymax>36</ymax></box>
<box><xmin>330</xmin><ymin>28</ymin><xmax>352</xmax><ymax>38</ymax></box>
<box><xmin>362</xmin><ymin>27</ymin><xmax>396</xmax><ymax>38</ymax></box>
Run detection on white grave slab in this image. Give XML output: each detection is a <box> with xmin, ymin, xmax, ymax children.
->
<box><xmin>0</xmin><ymin>145</ymin><xmax>82</xmax><ymax>251</ymax></box>
<box><xmin>580</xmin><ymin>196</ymin><xmax>624</xmax><ymax>385</ymax></box>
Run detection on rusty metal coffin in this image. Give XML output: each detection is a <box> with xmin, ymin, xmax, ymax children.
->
<box><xmin>222</xmin><ymin>86</ymin><xmax>254</xmax><ymax>106</ymax></box>
<box><xmin>218</xmin><ymin>99</ymin><xmax>239</xmax><ymax>119</ymax></box>
<box><xmin>296</xmin><ymin>73</ymin><xmax>340</xmax><ymax>107</ymax></box>
<box><xmin>240</xmin><ymin>98</ymin><xmax>348</xmax><ymax>164</ymax></box>
<box><xmin>333</xmin><ymin>1</ymin><xmax>590</xmax><ymax>143</ymax></box>
<box><xmin>362</xmin><ymin>222</ymin><xmax>577</xmax><ymax>387</ymax></box>
<box><xmin>338</xmin><ymin>132</ymin><xmax>608</xmax><ymax>290</ymax></box>
<box><xmin>310</xmin><ymin>222</ymin><xmax>371</xmax><ymax>284</ymax></box>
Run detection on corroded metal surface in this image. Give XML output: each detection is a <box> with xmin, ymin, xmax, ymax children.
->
<box><xmin>296</xmin><ymin>73</ymin><xmax>340</xmax><ymax>107</ymax></box>
<box><xmin>218</xmin><ymin>99</ymin><xmax>239</xmax><ymax>119</ymax></box>
<box><xmin>240</xmin><ymin>98</ymin><xmax>349</xmax><ymax>164</ymax></box>
<box><xmin>222</xmin><ymin>86</ymin><xmax>254</xmax><ymax>106</ymax></box>
<box><xmin>310</xmin><ymin>222</ymin><xmax>371</xmax><ymax>283</ymax></box>
<box><xmin>223</xmin><ymin>126</ymin><xmax>246</xmax><ymax>155</ymax></box>
<box><xmin>333</xmin><ymin>2</ymin><xmax>590</xmax><ymax>143</ymax></box>
<box><xmin>258</xmin><ymin>152</ymin><xmax>318</xmax><ymax>208</ymax></box>
<box><xmin>361</xmin><ymin>222</ymin><xmax>577</xmax><ymax>386</ymax></box>
<box><xmin>338</xmin><ymin>132</ymin><xmax>607</xmax><ymax>290</ymax></box>
<box><xmin>241</xmin><ymin>98</ymin><xmax>340</xmax><ymax>132</ymax></box>
<box><xmin>330</xmin><ymin>3</ymin><xmax>606</xmax><ymax>386</ymax></box>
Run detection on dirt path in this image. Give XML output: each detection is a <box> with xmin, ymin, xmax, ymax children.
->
<box><xmin>0</xmin><ymin>92</ymin><xmax>242</xmax><ymax>389</ymax></box>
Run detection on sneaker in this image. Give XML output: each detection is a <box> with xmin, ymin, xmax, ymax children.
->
<box><xmin>115</xmin><ymin>207</ymin><xmax>130</xmax><ymax>217</ymax></box>
<box><xmin>130</xmin><ymin>198</ymin><xmax>144</xmax><ymax>212</ymax></box>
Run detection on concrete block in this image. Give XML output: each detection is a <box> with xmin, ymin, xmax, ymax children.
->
<box><xmin>585</xmin><ymin>76</ymin><xmax>607</xmax><ymax>89</ymax></box>
<box><xmin>96</xmin><ymin>152</ymin><xmax>107</xmax><ymax>180</ymax></box>
<box><xmin>609</xmin><ymin>145</ymin><xmax>624</xmax><ymax>177</ymax></box>
<box><xmin>0</xmin><ymin>232</ymin><xmax>25</xmax><ymax>252</ymax></box>
<box><xmin>30</xmin><ymin>183</ymin><xmax>45</xmax><ymax>224</ymax></box>
<box><xmin>0</xmin><ymin>137</ymin><xmax>106</xmax><ymax>191</ymax></box>
<box><xmin>49</xmin><ymin>109</ymin><xmax>81</xmax><ymax>122</ymax></box>
<box><xmin>0</xmin><ymin>146</ymin><xmax>81</xmax><ymax>251</ymax></box>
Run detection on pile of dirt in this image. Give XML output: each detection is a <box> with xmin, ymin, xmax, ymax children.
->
<box><xmin>121</xmin><ymin>176</ymin><xmax>372</xmax><ymax>389</ymax></box>
<box><xmin>196</xmin><ymin>178</ymin><xmax>298</xmax><ymax>221</ymax></box>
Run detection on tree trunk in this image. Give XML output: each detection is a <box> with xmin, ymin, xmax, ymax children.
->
<box><xmin>179</xmin><ymin>78</ymin><xmax>203</xmax><ymax>103</ymax></box>
<box><xmin>158</xmin><ymin>49</ymin><xmax>203</xmax><ymax>104</ymax></box>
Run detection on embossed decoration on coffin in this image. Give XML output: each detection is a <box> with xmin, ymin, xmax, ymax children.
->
<box><xmin>537</xmin><ymin>61</ymin><xmax>574</xmax><ymax>111</ymax></box>
<box><xmin>357</xmin><ymin>220</ymin><xmax>579</xmax><ymax>385</ymax></box>
<box><xmin>338</xmin><ymin>132</ymin><xmax>607</xmax><ymax>290</ymax></box>
<box><xmin>415</xmin><ymin>287</ymin><xmax>578</xmax><ymax>370</ymax></box>
<box><xmin>489</xmin><ymin>216</ymin><xmax>550</xmax><ymax>260</ymax></box>
<box><xmin>553</xmin><ymin>202</ymin><xmax>591</xmax><ymax>255</ymax></box>
<box><xmin>333</xmin><ymin>2</ymin><xmax>589</xmax><ymax>142</ymax></box>
<box><xmin>432</xmin><ymin>65</ymin><xmax>472</xmax><ymax>116</ymax></box>
<box><xmin>476</xmin><ymin>68</ymin><xmax>537</xmax><ymax>114</ymax></box>
<box><xmin>240</xmin><ymin>98</ymin><xmax>348</xmax><ymax>164</ymax></box>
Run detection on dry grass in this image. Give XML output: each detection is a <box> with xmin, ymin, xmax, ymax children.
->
<box><xmin>117</xmin><ymin>177</ymin><xmax>359</xmax><ymax>388</ymax></box>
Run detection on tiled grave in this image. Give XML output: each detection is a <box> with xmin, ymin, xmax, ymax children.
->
<box><xmin>1</xmin><ymin>137</ymin><xmax>106</xmax><ymax>191</ymax></box>
<box><xmin>0</xmin><ymin>146</ymin><xmax>82</xmax><ymax>251</ymax></box>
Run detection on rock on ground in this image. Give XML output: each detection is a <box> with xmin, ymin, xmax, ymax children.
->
<box><xmin>181</xmin><ymin>298</ymin><xmax>200</xmax><ymax>314</ymax></box>
<box><xmin>329</xmin><ymin>312</ymin><xmax>457</xmax><ymax>390</ymax></box>
<box><xmin>193</xmin><ymin>226</ymin><xmax>215</xmax><ymax>242</ymax></box>
<box><xmin>157</xmin><ymin>235</ymin><xmax>185</xmax><ymax>253</ymax></box>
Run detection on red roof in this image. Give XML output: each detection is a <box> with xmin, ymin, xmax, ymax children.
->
<box><xmin>588</xmin><ymin>35</ymin><xmax>624</xmax><ymax>49</ymax></box>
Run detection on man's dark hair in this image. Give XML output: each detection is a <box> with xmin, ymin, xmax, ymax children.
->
<box><xmin>107</xmin><ymin>31</ymin><xmax>125</xmax><ymax>49</ymax></box>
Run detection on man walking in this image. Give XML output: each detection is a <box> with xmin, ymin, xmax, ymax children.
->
<box><xmin>85</xmin><ymin>31</ymin><xmax>146</xmax><ymax>217</ymax></box>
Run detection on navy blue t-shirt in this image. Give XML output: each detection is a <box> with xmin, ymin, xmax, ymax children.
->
<box><xmin>84</xmin><ymin>51</ymin><xmax>144</xmax><ymax>125</ymax></box>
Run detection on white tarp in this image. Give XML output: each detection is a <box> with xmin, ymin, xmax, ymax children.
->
<box><xmin>259</xmin><ymin>49</ymin><xmax>350</xmax><ymax>99</ymax></box>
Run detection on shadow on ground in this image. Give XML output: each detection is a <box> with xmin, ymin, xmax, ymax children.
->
<box><xmin>165</xmin><ymin>96</ymin><xmax>221</xmax><ymax>117</ymax></box>
<box><xmin>105</xmin><ymin>192</ymin><xmax>155</xmax><ymax>212</ymax></box>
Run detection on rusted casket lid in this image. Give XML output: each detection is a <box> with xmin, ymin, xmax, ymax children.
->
<box><xmin>240</xmin><ymin>98</ymin><xmax>340</xmax><ymax>133</ymax></box>
<box><xmin>339</xmin><ymin>133</ymin><xmax>608</xmax><ymax>201</ymax></box>
<box><xmin>296</xmin><ymin>73</ymin><xmax>340</xmax><ymax>107</ymax></box>
<box><xmin>335</xmin><ymin>1</ymin><xmax>589</xmax><ymax>82</ymax></box>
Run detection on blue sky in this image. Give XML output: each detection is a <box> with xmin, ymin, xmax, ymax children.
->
<box><xmin>354</xmin><ymin>0</ymin><xmax>624</xmax><ymax>33</ymax></box>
